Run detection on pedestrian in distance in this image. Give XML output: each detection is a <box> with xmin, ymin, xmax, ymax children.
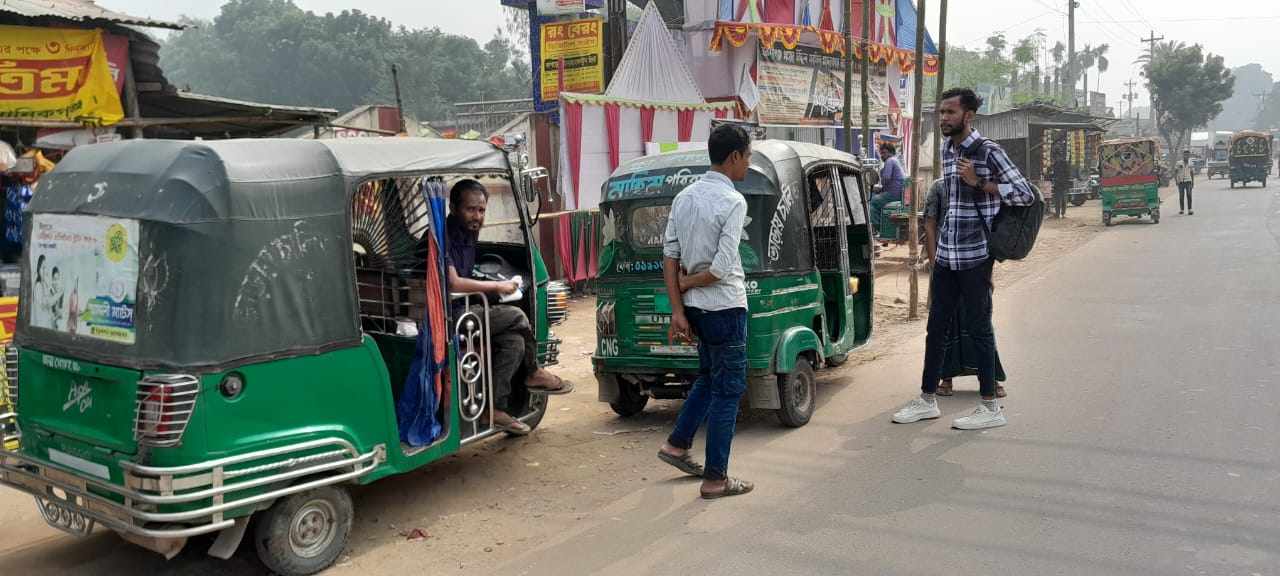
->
<box><xmin>893</xmin><ymin>87</ymin><xmax>1035</xmax><ymax>430</ymax></box>
<box><xmin>1176</xmin><ymin>149</ymin><xmax>1195</xmax><ymax>215</ymax></box>
<box><xmin>656</xmin><ymin>123</ymin><xmax>754</xmax><ymax>499</ymax></box>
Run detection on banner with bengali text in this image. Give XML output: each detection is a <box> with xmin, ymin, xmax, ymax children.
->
<box><xmin>0</xmin><ymin>25</ymin><xmax>124</xmax><ymax>125</ymax></box>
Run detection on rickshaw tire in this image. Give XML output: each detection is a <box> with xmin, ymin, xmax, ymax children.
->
<box><xmin>1070</xmin><ymin>195</ymin><xmax>1087</xmax><ymax>207</ymax></box>
<box><xmin>523</xmin><ymin>392</ymin><xmax>548</xmax><ymax>431</ymax></box>
<box><xmin>825</xmin><ymin>353</ymin><xmax>849</xmax><ymax>368</ymax></box>
<box><xmin>254</xmin><ymin>485</ymin><xmax>353</xmax><ymax>576</ymax></box>
<box><xmin>776</xmin><ymin>357</ymin><xmax>817</xmax><ymax>428</ymax></box>
<box><xmin>609</xmin><ymin>381</ymin><xmax>649</xmax><ymax>418</ymax></box>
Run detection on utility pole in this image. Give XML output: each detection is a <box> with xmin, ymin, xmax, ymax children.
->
<box><xmin>907</xmin><ymin>0</ymin><xmax>927</xmax><ymax>321</ymax></box>
<box><xmin>1124</xmin><ymin>78</ymin><xmax>1138</xmax><ymax>120</ymax></box>
<box><xmin>1067</xmin><ymin>0</ymin><xmax>1078</xmax><ymax>109</ymax></box>
<box><xmin>391</xmin><ymin>63</ymin><xmax>406</xmax><ymax>134</ymax></box>
<box><xmin>931</xmin><ymin>0</ymin><xmax>949</xmax><ymax>192</ymax></box>
<box><xmin>860</xmin><ymin>0</ymin><xmax>872</xmax><ymax>157</ymax></box>
<box><xmin>1140</xmin><ymin>30</ymin><xmax>1165</xmax><ymax>135</ymax></box>
<box><xmin>843</xmin><ymin>0</ymin><xmax>854</xmax><ymax>153</ymax></box>
<box><xmin>606</xmin><ymin>0</ymin><xmax>627</xmax><ymax>84</ymax></box>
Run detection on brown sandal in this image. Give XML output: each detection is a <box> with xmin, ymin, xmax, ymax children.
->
<box><xmin>701</xmin><ymin>477</ymin><xmax>754</xmax><ymax>500</ymax></box>
<box><xmin>527</xmin><ymin>372</ymin><xmax>574</xmax><ymax>396</ymax></box>
<box><xmin>658</xmin><ymin>450</ymin><xmax>704</xmax><ymax>477</ymax></box>
<box><xmin>937</xmin><ymin>380</ymin><xmax>954</xmax><ymax>396</ymax></box>
<box><xmin>996</xmin><ymin>384</ymin><xmax>1007</xmax><ymax>398</ymax></box>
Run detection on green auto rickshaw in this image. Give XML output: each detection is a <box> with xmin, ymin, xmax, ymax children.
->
<box><xmin>1229</xmin><ymin>130</ymin><xmax>1271</xmax><ymax>188</ymax></box>
<box><xmin>0</xmin><ymin>138</ymin><xmax>568</xmax><ymax>575</ymax></box>
<box><xmin>1099</xmin><ymin>137</ymin><xmax>1162</xmax><ymax>226</ymax></box>
<box><xmin>593</xmin><ymin>140</ymin><xmax>873</xmax><ymax>427</ymax></box>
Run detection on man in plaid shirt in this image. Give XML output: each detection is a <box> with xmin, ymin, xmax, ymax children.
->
<box><xmin>893</xmin><ymin>88</ymin><xmax>1035</xmax><ymax>430</ymax></box>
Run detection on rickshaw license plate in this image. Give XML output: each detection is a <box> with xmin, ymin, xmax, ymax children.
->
<box><xmin>44</xmin><ymin>467</ymin><xmax>88</xmax><ymax>492</ymax></box>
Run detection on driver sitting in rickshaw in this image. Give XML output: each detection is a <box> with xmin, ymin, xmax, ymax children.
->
<box><xmin>445</xmin><ymin>179</ymin><xmax>573</xmax><ymax>435</ymax></box>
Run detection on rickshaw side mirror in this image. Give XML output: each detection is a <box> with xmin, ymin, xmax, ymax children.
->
<box><xmin>521</xmin><ymin>167</ymin><xmax>549</xmax><ymax>205</ymax></box>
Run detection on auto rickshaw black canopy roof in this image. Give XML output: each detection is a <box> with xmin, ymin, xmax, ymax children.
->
<box><xmin>602</xmin><ymin>140</ymin><xmax>862</xmax><ymax>203</ymax></box>
<box><xmin>19</xmin><ymin>138</ymin><xmax>514</xmax><ymax>371</ymax></box>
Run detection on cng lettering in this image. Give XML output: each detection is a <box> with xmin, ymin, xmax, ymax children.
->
<box><xmin>598</xmin><ymin>338</ymin><xmax>619</xmax><ymax>357</ymax></box>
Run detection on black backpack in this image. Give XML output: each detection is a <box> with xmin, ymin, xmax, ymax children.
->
<box><xmin>964</xmin><ymin>138</ymin><xmax>1044</xmax><ymax>261</ymax></box>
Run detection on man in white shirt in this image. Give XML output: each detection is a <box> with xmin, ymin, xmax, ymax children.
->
<box><xmin>656</xmin><ymin>124</ymin><xmax>754</xmax><ymax>500</ymax></box>
<box><xmin>1176</xmin><ymin>149</ymin><xmax>1195</xmax><ymax>215</ymax></box>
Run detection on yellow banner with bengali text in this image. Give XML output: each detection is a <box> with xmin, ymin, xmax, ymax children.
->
<box><xmin>0</xmin><ymin>25</ymin><xmax>124</xmax><ymax>125</ymax></box>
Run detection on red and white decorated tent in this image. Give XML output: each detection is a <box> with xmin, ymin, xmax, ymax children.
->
<box><xmin>557</xmin><ymin>1</ymin><xmax>736</xmax><ymax>211</ymax></box>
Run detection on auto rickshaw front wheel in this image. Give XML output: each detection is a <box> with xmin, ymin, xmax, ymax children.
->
<box><xmin>254</xmin><ymin>485</ymin><xmax>354</xmax><ymax>576</ymax></box>
<box><xmin>776</xmin><ymin>357</ymin><xmax>817</xmax><ymax>428</ymax></box>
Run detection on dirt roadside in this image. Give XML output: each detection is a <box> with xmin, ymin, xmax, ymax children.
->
<box><xmin>0</xmin><ymin>200</ymin><xmax>1117</xmax><ymax>575</ymax></box>
<box><xmin>321</xmin><ymin>205</ymin><xmax>1109</xmax><ymax>575</ymax></box>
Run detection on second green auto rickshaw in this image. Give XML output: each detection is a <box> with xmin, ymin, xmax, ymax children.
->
<box><xmin>593</xmin><ymin>140</ymin><xmax>874</xmax><ymax>428</ymax></box>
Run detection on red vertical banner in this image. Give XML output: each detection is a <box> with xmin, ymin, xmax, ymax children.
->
<box><xmin>564</xmin><ymin>101</ymin><xmax>584</xmax><ymax>208</ymax></box>
<box><xmin>762</xmin><ymin>0</ymin><xmax>796</xmax><ymax>23</ymax></box>
<box><xmin>678</xmin><ymin>110</ymin><xmax>695</xmax><ymax>142</ymax></box>
<box><xmin>640</xmin><ymin>107</ymin><xmax>656</xmax><ymax>144</ymax></box>
<box><xmin>605</xmin><ymin>103</ymin><xmax>621</xmax><ymax>171</ymax></box>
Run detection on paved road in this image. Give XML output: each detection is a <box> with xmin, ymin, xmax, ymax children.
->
<box><xmin>492</xmin><ymin>177</ymin><xmax>1280</xmax><ymax>575</ymax></box>
<box><xmin>1</xmin><ymin>178</ymin><xmax>1276</xmax><ymax>575</ymax></box>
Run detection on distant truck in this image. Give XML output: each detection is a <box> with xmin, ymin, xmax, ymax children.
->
<box><xmin>1207</xmin><ymin>131</ymin><xmax>1233</xmax><ymax>179</ymax></box>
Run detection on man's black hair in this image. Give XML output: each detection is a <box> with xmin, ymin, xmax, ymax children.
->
<box><xmin>879</xmin><ymin>142</ymin><xmax>897</xmax><ymax>155</ymax></box>
<box><xmin>940</xmin><ymin>87</ymin><xmax>983</xmax><ymax>113</ymax></box>
<box><xmin>449</xmin><ymin>179</ymin><xmax>488</xmax><ymax>207</ymax></box>
<box><xmin>708</xmin><ymin>123</ymin><xmax>751</xmax><ymax>165</ymax></box>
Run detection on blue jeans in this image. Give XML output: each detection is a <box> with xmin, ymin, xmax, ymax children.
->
<box><xmin>667</xmin><ymin>307</ymin><xmax>748</xmax><ymax>481</ymax></box>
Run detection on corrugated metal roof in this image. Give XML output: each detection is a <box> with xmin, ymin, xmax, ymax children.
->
<box><xmin>0</xmin><ymin>0</ymin><xmax>184</xmax><ymax>30</ymax></box>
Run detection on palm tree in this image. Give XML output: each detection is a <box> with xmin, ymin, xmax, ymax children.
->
<box><xmin>1091</xmin><ymin>44</ymin><xmax>1111</xmax><ymax>109</ymax></box>
<box><xmin>1013</xmin><ymin>36</ymin><xmax>1037</xmax><ymax>93</ymax></box>
<box><xmin>1052</xmin><ymin>41</ymin><xmax>1066</xmax><ymax>100</ymax></box>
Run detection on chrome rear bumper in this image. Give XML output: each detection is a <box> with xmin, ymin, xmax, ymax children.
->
<box><xmin>0</xmin><ymin>437</ymin><xmax>383</xmax><ymax>539</ymax></box>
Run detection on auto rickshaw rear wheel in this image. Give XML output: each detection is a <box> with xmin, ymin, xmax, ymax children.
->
<box><xmin>610</xmin><ymin>379</ymin><xmax>649</xmax><ymax>418</ymax></box>
<box><xmin>776</xmin><ymin>357</ymin><xmax>817</xmax><ymax>428</ymax></box>
<box><xmin>1151</xmin><ymin>209</ymin><xmax>1160</xmax><ymax>224</ymax></box>
<box><xmin>1070</xmin><ymin>195</ymin><xmax>1087</xmax><ymax>207</ymax></box>
<box><xmin>254</xmin><ymin>485</ymin><xmax>353</xmax><ymax>576</ymax></box>
<box><xmin>825</xmin><ymin>353</ymin><xmax>849</xmax><ymax>368</ymax></box>
<box><xmin>1103</xmin><ymin>213</ymin><xmax>1112</xmax><ymax>227</ymax></box>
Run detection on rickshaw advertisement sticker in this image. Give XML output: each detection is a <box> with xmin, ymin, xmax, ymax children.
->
<box><xmin>29</xmin><ymin>214</ymin><xmax>139</xmax><ymax>344</ymax></box>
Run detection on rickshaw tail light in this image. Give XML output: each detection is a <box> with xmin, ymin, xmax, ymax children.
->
<box><xmin>134</xmin><ymin>375</ymin><xmax>200</xmax><ymax>448</ymax></box>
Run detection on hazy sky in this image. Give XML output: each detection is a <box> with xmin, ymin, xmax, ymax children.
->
<box><xmin>103</xmin><ymin>0</ymin><xmax>1280</xmax><ymax>110</ymax></box>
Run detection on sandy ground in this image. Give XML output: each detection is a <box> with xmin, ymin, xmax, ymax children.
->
<box><xmin>0</xmin><ymin>196</ymin><xmax>1122</xmax><ymax>575</ymax></box>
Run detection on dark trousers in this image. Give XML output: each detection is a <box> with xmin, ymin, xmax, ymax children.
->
<box><xmin>469</xmin><ymin>304</ymin><xmax>538</xmax><ymax>412</ymax></box>
<box><xmin>922</xmin><ymin>260</ymin><xmax>998</xmax><ymax>398</ymax></box>
<box><xmin>667</xmin><ymin>307</ymin><xmax>748</xmax><ymax>481</ymax></box>
<box><xmin>1178</xmin><ymin>181</ymin><xmax>1193</xmax><ymax>211</ymax></box>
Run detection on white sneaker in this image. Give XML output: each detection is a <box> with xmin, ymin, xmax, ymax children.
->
<box><xmin>892</xmin><ymin>397</ymin><xmax>941</xmax><ymax>424</ymax></box>
<box><xmin>952</xmin><ymin>403</ymin><xmax>1007</xmax><ymax>430</ymax></box>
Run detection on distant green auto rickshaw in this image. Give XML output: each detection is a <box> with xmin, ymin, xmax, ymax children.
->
<box><xmin>1229</xmin><ymin>130</ymin><xmax>1271</xmax><ymax>188</ymax></box>
<box><xmin>593</xmin><ymin>141</ymin><xmax>874</xmax><ymax>427</ymax></box>
<box><xmin>1099</xmin><ymin>137</ymin><xmax>1162</xmax><ymax>226</ymax></box>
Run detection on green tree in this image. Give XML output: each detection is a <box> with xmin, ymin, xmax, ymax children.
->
<box><xmin>159</xmin><ymin>0</ymin><xmax>532</xmax><ymax>122</ymax></box>
<box><xmin>1143</xmin><ymin>42</ymin><xmax>1235</xmax><ymax>168</ymax></box>
<box><xmin>1012</xmin><ymin>36</ymin><xmax>1037</xmax><ymax>92</ymax></box>
<box><xmin>985</xmin><ymin>34</ymin><xmax>1007</xmax><ymax>62</ymax></box>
